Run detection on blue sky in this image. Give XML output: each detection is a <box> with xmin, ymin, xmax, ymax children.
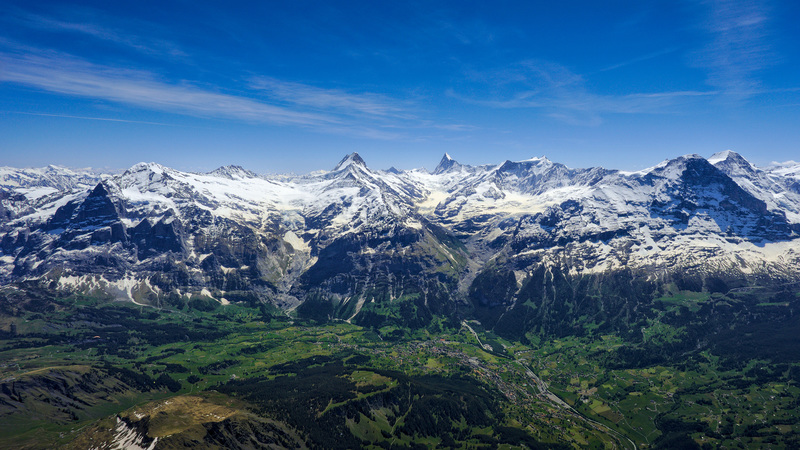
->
<box><xmin>1</xmin><ymin>0</ymin><xmax>798</xmax><ymax>173</ymax></box>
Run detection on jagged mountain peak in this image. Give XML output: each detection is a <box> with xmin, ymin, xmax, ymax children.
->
<box><xmin>88</xmin><ymin>182</ymin><xmax>110</xmax><ymax>197</ymax></box>
<box><xmin>708</xmin><ymin>153</ymin><xmax>800</xmax><ymax>223</ymax></box>
<box><xmin>433</xmin><ymin>153</ymin><xmax>463</xmax><ymax>174</ymax></box>
<box><xmin>117</xmin><ymin>163</ymin><xmax>176</xmax><ymax>191</ymax></box>
<box><xmin>333</xmin><ymin>152</ymin><xmax>367</xmax><ymax>171</ymax></box>
<box><xmin>1</xmin><ymin>150</ymin><xmax>800</xmax><ymax>316</ymax></box>
<box><xmin>209</xmin><ymin>165</ymin><xmax>258</xmax><ymax>180</ymax></box>
<box><xmin>709</xmin><ymin>150</ymin><xmax>739</xmax><ymax>164</ymax></box>
<box><xmin>646</xmin><ymin>154</ymin><xmax>711</xmax><ymax>179</ymax></box>
<box><xmin>640</xmin><ymin>154</ymin><xmax>786</xmax><ymax>231</ymax></box>
<box><xmin>709</xmin><ymin>150</ymin><xmax>756</xmax><ymax>176</ymax></box>
<box><xmin>709</xmin><ymin>150</ymin><xmax>751</xmax><ymax>165</ymax></box>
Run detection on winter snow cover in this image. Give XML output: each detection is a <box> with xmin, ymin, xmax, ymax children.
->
<box><xmin>1</xmin><ymin>151</ymin><xmax>799</xmax><ymax>302</ymax></box>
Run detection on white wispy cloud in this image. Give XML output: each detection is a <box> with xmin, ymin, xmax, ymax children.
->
<box><xmin>0</xmin><ymin>48</ymin><xmax>419</xmax><ymax>139</ymax></box>
<box><xmin>693</xmin><ymin>0</ymin><xmax>775</xmax><ymax>98</ymax></box>
<box><xmin>0</xmin><ymin>51</ymin><xmax>329</xmax><ymax>125</ymax></box>
<box><xmin>452</xmin><ymin>60</ymin><xmax>717</xmax><ymax>125</ymax></box>
<box><xmin>5</xmin><ymin>8</ymin><xmax>187</xmax><ymax>59</ymax></box>
<box><xmin>249</xmin><ymin>77</ymin><xmax>414</xmax><ymax>120</ymax></box>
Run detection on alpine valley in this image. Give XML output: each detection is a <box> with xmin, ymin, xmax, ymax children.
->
<box><xmin>2</xmin><ymin>151</ymin><xmax>800</xmax><ymax>449</ymax></box>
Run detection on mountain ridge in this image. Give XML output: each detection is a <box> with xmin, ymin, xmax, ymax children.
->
<box><xmin>1</xmin><ymin>151</ymin><xmax>799</xmax><ymax>328</ymax></box>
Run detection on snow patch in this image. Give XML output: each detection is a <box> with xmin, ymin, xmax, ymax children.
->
<box><xmin>283</xmin><ymin>230</ymin><xmax>310</xmax><ymax>252</ymax></box>
<box><xmin>103</xmin><ymin>416</ymin><xmax>158</xmax><ymax>450</ymax></box>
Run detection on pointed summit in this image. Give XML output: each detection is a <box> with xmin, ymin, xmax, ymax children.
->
<box><xmin>88</xmin><ymin>181</ymin><xmax>110</xmax><ymax>198</ymax></box>
<box><xmin>71</xmin><ymin>182</ymin><xmax>122</xmax><ymax>230</ymax></box>
<box><xmin>210</xmin><ymin>165</ymin><xmax>257</xmax><ymax>180</ymax></box>
<box><xmin>708</xmin><ymin>150</ymin><xmax>750</xmax><ymax>166</ymax></box>
<box><xmin>708</xmin><ymin>150</ymin><xmax>756</xmax><ymax>176</ymax></box>
<box><xmin>647</xmin><ymin>154</ymin><xmax>712</xmax><ymax>180</ymax></box>
<box><xmin>433</xmin><ymin>153</ymin><xmax>462</xmax><ymax>174</ymax></box>
<box><xmin>708</xmin><ymin>150</ymin><xmax>735</xmax><ymax>165</ymax></box>
<box><xmin>333</xmin><ymin>152</ymin><xmax>367</xmax><ymax>171</ymax></box>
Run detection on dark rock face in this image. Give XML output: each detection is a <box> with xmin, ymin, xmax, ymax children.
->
<box><xmin>129</xmin><ymin>215</ymin><xmax>184</xmax><ymax>260</ymax></box>
<box><xmin>433</xmin><ymin>153</ymin><xmax>462</xmax><ymax>174</ymax></box>
<box><xmin>45</xmin><ymin>183</ymin><xmax>127</xmax><ymax>248</ymax></box>
<box><xmin>294</xmin><ymin>222</ymin><xmax>467</xmax><ymax>322</ymax></box>
<box><xmin>45</xmin><ymin>200</ymin><xmax>80</xmax><ymax>232</ymax></box>
<box><xmin>468</xmin><ymin>268</ymin><xmax>517</xmax><ymax>326</ymax></box>
<box><xmin>0</xmin><ymin>189</ymin><xmax>27</xmax><ymax>222</ymax></box>
<box><xmin>72</xmin><ymin>183</ymin><xmax>121</xmax><ymax>229</ymax></box>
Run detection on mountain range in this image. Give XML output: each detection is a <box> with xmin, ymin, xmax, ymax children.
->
<box><xmin>1</xmin><ymin>151</ymin><xmax>799</xmax><ymax>336</ymax></box>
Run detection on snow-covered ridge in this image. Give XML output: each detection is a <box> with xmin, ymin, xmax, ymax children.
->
<box><xmin>709</xmin><ymin>152</ymin><xmax>800</xmax><ymax>223</ymax></box>
<box><xmin>4</xmin><ymin>151</ymin><xmax>800</xmax><ymax>225</ymax></box>
<box><xmin>767</xmin><ymin>161</ymin><xmax>800</xmax><ymax>180</ymax></box>
<box><xmin>0</xmin><ymin>165</ymin><xmax>106</xmax><ymax>199</ymax></box>
<box><xmin>2</xmin><ymin>150</ymin><xmax>799</xmax><ymax>302</ymax></box>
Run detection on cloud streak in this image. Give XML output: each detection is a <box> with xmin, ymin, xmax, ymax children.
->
<box><xmin>0</xmin><ymin>49</ymin><xmax>418</xmax><ymax>139</ymax></box>
<box><xmin>6</xmin><ymin>9</ymin><xmax>187</xmax><ymax>59</ymax></box>
<box><xmin>693</xmin><ymin>0</ymin><xmax>774</xmax><ymax>98</ymax></box>
<box><xmin>0</xmin><ymin>51</ymin><xmax>328</xmax><ymax>125</ymax></box>
<box><xmin>249</xmin><ymin>77</ymin><xmax>414</xmax><ymax>120</ymax></box>
<box><xmin>453</xmin><ymin>60</ymin><xmax>718</xmax><ymax>125</ymax></box>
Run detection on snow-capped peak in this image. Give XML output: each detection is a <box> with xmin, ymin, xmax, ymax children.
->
<box><xmin>2</xmin><ymin>150</ymin><xmax>800</xmax><ymax>311</ymax></box>
<box><xmin>642</xmin><ymin>154</ymin><xmax>713</xmax><ymax>181</ymax></box>
<box><xmin>125</xmin><ymin>162</ymin><xmax>170</xmax><ymax>176</ymax></box>
<box><xmin>333</xmin><ymin>152</ymin><xmax>367</xmax><ymax>171</ymax></box>
<box><xmin>709</xmin><ymin>150</ymin><xmax>751</xmax><ymax>166</ymax></box>
<box><xmin>385</xmin><ymin>167</ymin><xmax>402</xmax><ymax>175</ymax></box>
<box><xmin>433</xmin><ymin>153</ymin><xmax>463</xmax><ymax>174</ymax></box>
<box><xmin>521</xmin><ymin>156</ymin><xmax>551</xmax><ymax>164</ymax></box>
<box><xmin>708</xmin><ymin>150</ymin><xmax>755</xmax><ymax>177</ymax></box>
<box><xmin>708</xmin><ymin>150</ymin><xmax>736</xmax><ymax>165</ymax></box>
<box><xmin>209</xmin><ymin>165</ymin><xmax>258</xmax><ymax>180</ymax></box>
<box><xmin>0</xmin><ymin>165</ymin><xmax>105</xmax><ymax>192</ymax></box>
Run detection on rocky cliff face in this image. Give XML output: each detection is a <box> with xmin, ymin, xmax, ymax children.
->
<box><xmin>1</xmin><ymin>152</ymin><xmax>799</xmax><ymax>325</ymax></box>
